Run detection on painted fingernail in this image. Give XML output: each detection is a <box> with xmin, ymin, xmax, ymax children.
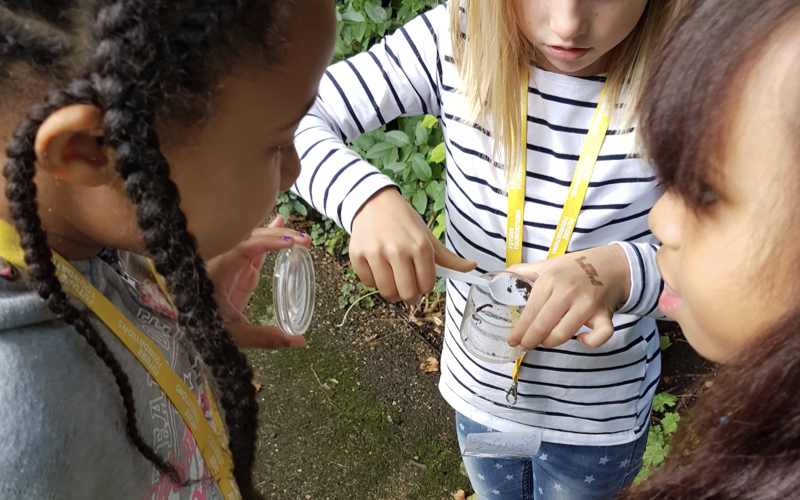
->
<box><xmin>282</xmin><ymin>236</ymin><xmax>291</xmax><ymax>242</ymax></box>
<box><xmin>300</xmin><ymin>233</ymin><xmax>307</xmax><ymax>238</ymax></box>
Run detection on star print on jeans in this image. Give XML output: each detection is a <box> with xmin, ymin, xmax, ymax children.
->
<box><xmin>492</xmin><ymin>489</ymin><xmax>500</xmax><ymax>495</ymax></box>
<box><xmin>599</xmin><ymin>456</ymin><xmax>609</xmax><ymax>465</ymax></box>
<box><xmin>494</xmin><ymin>463</ymin><xmax>503</xmax><ymax>469</ymax></box>
<box><xmin>478</xmin><ymin>474</ymin><xmax>485</xmax><ymax>481</ymax></box>
<box><xmin>505</xmin><ymin>474</ymin><xmax>513</xmax><ymax>480</ymax></box>
<box><xmin>554</xmin><ymin>484</ymin><xmax>563</xmax><ymax>492</ymax></box>
<box><xmin>539</xmin><ymin>487</ymin><xmax>543</xmax><ymax>495</ymax></box>
<box><xmin>619</xmin><ymin>458</ymin><xmax>630</xmax><ymax>468</ymax></box>
<box><xmin>585</xmin><ymin>476</ymin><xmax>595</xmax><ymax>484</ymax></box>
<box><xmin>539</xmin><ymin>453</ymin><xmax>548</xmax><ymax>461</ymax></box>
<box><xmin>460</xmin><ymin>423</ymin><xmax>465</xmax><ymax>431</ymax></box>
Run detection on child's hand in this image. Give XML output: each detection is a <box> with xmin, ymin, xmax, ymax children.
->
<box><xmin>506</xmin><ymin>245</ymin><xmax>631</xmax><ymax>350</ymax></box>
<box><xmin>350</xmin><ymin>187</ymin><xmax>476</xmax><ymax>304</ymax></box>
<box><xmin>206</xmin><ymin>216</ymin><xmax>309</xmax><ymax>349</ymax></box>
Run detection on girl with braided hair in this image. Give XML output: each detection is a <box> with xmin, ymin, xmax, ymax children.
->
<box><xmin>0</xmin><ymin>1</ymin><xmax>334</xmax><ymax>499</ymax></box>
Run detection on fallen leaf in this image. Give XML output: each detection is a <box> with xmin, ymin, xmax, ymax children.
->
<box><xmin>319</xmin><ymin>383</ymin><xmax>335</xmax><ymax>399</ymax></box>
<box><xmin>252</xmin><ymin>382</ymin><xmax>262</xmax><ymax>392</ymax></box>
<box><xmin>467</xmin><ymin>494</ymin><xmax>479</xmax><ymax>500</ymax></box>
<box><xmin>452</xmin><ymin>489</ymin><xmax>465</xmax><ymax>500</ymax></box>
<box><xmin>364</xmin><ymin>334</ymin><xmax>377</xmax><ymax>342</ymax></box>
<box><xmin>420</xmin><ymin>356</ymin><xmax>439</xmax><ymax>373</ymax></box>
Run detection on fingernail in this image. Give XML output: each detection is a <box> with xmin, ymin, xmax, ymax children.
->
<box><xmin>300</xmin><ymin>233</ymin><xmax>307</xmax><ymax>238</ymax></box>
<box><xmin>282</xmin><ymin>236</ymin><xmax>291</xmax><ymax>242</ymax></box>
<box><xmin>508</xmin><ymin>340</ymin><xmax>519</xmax><ymax>348</ymax></box>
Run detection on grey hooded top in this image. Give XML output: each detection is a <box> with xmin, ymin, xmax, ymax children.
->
<box><xmin>0</xmin><ymin>252</ymin><xmax>224</xmax><ymax>500</ymax></box>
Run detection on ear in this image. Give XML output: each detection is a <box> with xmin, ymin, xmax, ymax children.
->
<box><xmin>34</xmin><ymin>105</ymin><xmax>114</xmax><ymax>187</ymax></box>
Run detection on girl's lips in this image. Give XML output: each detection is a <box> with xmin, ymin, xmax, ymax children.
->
<box><xmin>658</xmin><ymin>284</ymin><xmax>685</xmax><ymax>315</ymax></box>
<box><xmin>546</xmin><ymin>46</ymin><xmax>589</xmax><ymax>61</ymax></box>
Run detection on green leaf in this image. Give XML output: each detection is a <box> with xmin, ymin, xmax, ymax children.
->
<box><xmin>329</xmin><ymin>378</ymin><xmax>339</xmax><ymax>384</ymax></box>
<box><xmin>291</xmin><ymin>200</ymin><xmax>308</xmax><ymax>216</ymax></box>
<box><xmin>341</xmin><ymin>24</ymin><xmax>352</xmax><ymax>45</ymax></box>
<box><xmin>410</xmin><ymin>153</ymin><xmax>432</xmax><ymax>181</ymax></box>
<box><xmin>428</xmin><ymin>141</ymin><xmax>446</xmax><ymax>164</ymax></box>
<box><xmin>399</xmin><ymin>183</ymin><xmax>417</xmax><ymax>199</ymax></box>
<box><xmin>433</xmin><ymin>277</ymin><xmax>446</xmax><ymax>293</ymax></box>
<box><xmin>434</xmin><ymin>183</ymin><xmax>446</xmax><ymax>212</ymax></box>
<box><xmin>415</xmin><ymin>126</ymin><xmax>430</xmax><ymax>146</ymax></box>
<box><xmin>341</xmin><ymin>7</ymin><xmax>365</xmax><ymax>22</ymax></box>
<box><xmin>278</xmin><ymin>204</ymin><xmax>291</xmax><ymax>221</ymax></box>
<box><xmin>425</xmin><ymin>180</ymin><xmax>440</xmax><ymax>198</ymax></box>
<box><xmin>364</xmin><ymin>1</ymin><xmax>387</xmax><ymax>22</ymax></box>
<box><xmin>338</xmin><ymin>296</ymin><xmax>348</xmax><ymax>309</ymax></box>
<box><xmin>417</xmin><ymin>114</ymin><xmax>439</xmax><ymax>130</ymax></box>
<box><xmin>652</xmin><ymin>393</ymin><xmax>677</xmax><ymax>413</ymax></box>
<box><xmin>379</xmin><ymin>146</ymin><xmax>399</xmax><ymax>168</ymax></box>
<box><xmin>361</xmin><ymin>296</ymin><xmax>375</xmax><ymax>309</ymax></box>
<box><xmin>412</xmin><ymin>190</ymin><xmax>428</xmax><ymax>214</ymax></box>
<box><xmin>432</xmin><ymin>213</ymin><xmax>446</xmax><ymax>239</ymax></box>
<box><xmin>352</xmin><ymin>134</ymin><xmax>375</xmax><ymax>151</ymax></box>
<box><xmin>385</xmin><ymin>162</ymin><xmax>407</xmax><ymax>173</ymax></box>
<box><xmin>659</xmin><ymin>335</ymin><xmax>672</xmax><ymax>351</ymax></box>
<box><xmin>384</xmin><ymin>130</ymin><xmax>410</xmax><ymax>147</ymax></box>
<box><xmin>400</xmin><ymin>144</ymin><xmax>413</xmax><ymax>163</ymax></box>
<box><xmin>351</xmin><ymin>20</ymin><xmax>367</xmax><ymax>42</ymax></box>
<box><xmin>661</xmin><ymin>412</ymin><xmax>681</xmax><ymax>436</ymax></box>
<box><xmin>642</xmin><ymin>440</ymin><xmax>668</xmax><ymax>468</ymax></box>
<box><xmin>365</xmin><ymin>141</ymin><xmax>396</xmax><ymax>159</ymax></box>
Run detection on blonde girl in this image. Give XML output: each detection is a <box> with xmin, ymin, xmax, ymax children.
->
<box><xmin>293</xmin><ymin>0</ymin><xmax>685</xmax><ymax>497</ymax></box>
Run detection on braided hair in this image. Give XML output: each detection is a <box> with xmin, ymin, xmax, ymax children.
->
<box><xmin>1</xmin><ymin>1</ymin><xmax>289</xmax><ymax>498</ymax></box>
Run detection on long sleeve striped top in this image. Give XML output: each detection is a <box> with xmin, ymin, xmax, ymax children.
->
<box><xmin>293</xmin><ymin>4</ymin><xmax>665</xmax><ymax>447</ymax></box>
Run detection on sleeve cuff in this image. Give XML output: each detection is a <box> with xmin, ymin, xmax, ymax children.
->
<box><xmin>609</xmin><ymin>241</ymin><xmax>661</xmax><ymax>317</ymax></box>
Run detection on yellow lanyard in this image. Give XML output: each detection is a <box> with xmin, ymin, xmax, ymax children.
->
<box><xmin>506</xmin><ymin>67</ymin><xmax>611</xmax><ymax>401</ymax></box>
<box><xmin>0</xmin><ymin>219</ymin><xmax>241</xmax><ymax>500</ymax></box>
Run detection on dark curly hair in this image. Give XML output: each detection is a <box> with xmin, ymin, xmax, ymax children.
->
<box><xmin>623</xmin><ymin>0</ymin><xmax>800</xmax><ymax>498</ymax></box>
<box><xmin>1</xmin><ymin>1</ymin><xmax>289</xmax><ymax>498</ymax></box>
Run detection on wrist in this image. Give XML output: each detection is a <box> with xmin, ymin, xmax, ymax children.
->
<box><xmin>352</xmin><ymin>186</ymin><xmax>402</xmax><ymax>227</ymax></box>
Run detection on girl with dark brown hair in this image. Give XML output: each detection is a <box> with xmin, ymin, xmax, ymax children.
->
<box><xmin>0</xmin><ymin>1</ymin><xmax>334</xmax><ymax>498</ymax></box>
<box><xmin>625</xmin><ymin>0</ymin><xmax>800</xmax><ymax>497</ymax></box>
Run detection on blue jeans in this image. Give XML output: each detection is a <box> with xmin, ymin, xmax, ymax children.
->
<box><xmin>456</xmin><ymin>412</ymin><xmax>648</xmax><ymax>500</ymax></box>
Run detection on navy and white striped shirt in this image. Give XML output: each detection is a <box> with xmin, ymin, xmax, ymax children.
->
<box><xmin>294</xmin><ymin>5</ymin><xmax>664</xmax><ymax>447</ymax></box>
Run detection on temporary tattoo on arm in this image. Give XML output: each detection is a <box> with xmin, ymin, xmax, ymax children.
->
<box><xmin>575</xmin><ymin>256</ymin><xmax>604</xmax><ymax>286</ymax></box>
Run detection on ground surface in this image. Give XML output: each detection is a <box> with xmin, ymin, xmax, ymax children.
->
<box><xmin>245</xmin><ymin>244</ymin><xmax>714</xmax><ymax>500</ymax></box>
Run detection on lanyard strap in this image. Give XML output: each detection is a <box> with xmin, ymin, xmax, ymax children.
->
<box><xmin>506</xmin><ymin>68</ymin><xmax>612</xmax><ymax>392</ymax></box>
<box><xmin>0</xmin><ymin>219</ymin><xmax>240</xmax><ymax>500</ymax></box>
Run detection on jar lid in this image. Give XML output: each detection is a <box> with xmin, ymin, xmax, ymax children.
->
<box><xmin>273</xmin><ymin>244</ymin><xmax>315</xmax><ymax>336</ymax></box>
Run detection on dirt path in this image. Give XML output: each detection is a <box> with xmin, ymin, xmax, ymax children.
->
<box><xmin>246</xmin><ymin>245</ymin><xmax>468</xmax><ymax>500</ymax></box>
<box><xmin>244</xmin><ymin>244</ymin><xmax>714</xmax><ymax>500</ymax></box>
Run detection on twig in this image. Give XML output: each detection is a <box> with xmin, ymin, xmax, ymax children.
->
<box><xmin>427</xmin><ymin>211</ymin><xmax>438</xmax><ymax>229</ymax></box>
<box><xmin>310</xmin><ymin>366</ymin><xmax>340</xmax><ymax>411</ymax></box>
<box><xmin>336</xmin><ymin>290</ymin><xmax>381</xmax><ymax>328</ymax></box>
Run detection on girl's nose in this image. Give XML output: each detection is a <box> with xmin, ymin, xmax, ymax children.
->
<box><xmin>648</xmin><ymin>189</ymin><xmax>684</xmax><ymax>250</ymax></box>
<box><xmin>549</xmin><ymin>0</ymin><xmax>589</xmax><ymax>43</ymax></box>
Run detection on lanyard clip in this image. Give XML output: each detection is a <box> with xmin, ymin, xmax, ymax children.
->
<box><xmin>505</xmin><ymin>380</ymin><xmax>518</xmax><ymax>406</ymax></box>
